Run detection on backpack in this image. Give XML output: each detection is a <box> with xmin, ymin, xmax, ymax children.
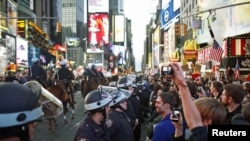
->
<box><xmin>231</xmin><ymin>113</ymin><xmax>247</xmax><ymax>125</ymax></box>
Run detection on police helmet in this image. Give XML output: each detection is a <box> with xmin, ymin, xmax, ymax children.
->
<box><xmin>0</xmin><ymin>82</ymin><xmax>43</xmax><ymax>128</ymax></box>
<box><xmin>60</xmin><ymin>60</ymin><xmax>67</xmax><ymax>66</ymax></box>
<box><xmin>31</xmin><ymin>57</ymin><xmax>39</xmax><ymax>63</ymax></box>
<box><xmin>109</xmin><ymin>91</ymin><xmax>127</xmax><ymax>107</ymax></box>
<box><xmin>117</xmin><ymin>76</ymin><xmax>133</xmax><ymax>88</ymax></box>
<box><xmin>109</xmin><ymin>81</ymin><xmax>117</xmax><ymax>87</ymax></box>
<box><xmin>84</xmin><ymin>89</ymin><xmax>112</xmax><ymax>111</ymax></box>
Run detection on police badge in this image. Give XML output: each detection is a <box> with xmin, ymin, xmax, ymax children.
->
<box><xmin>106</xmin><ymin>118</ymin><xmax>113</xmax><ymax>128</ymax></box>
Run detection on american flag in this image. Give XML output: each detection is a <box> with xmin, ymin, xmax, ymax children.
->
<box><xmin>234</xmin><ymin>59</ymin><xmax>240</xmax><ymax>79</ymax></box>
<box><xmin>209</xmin><ymin>39</ymin><xmax>224</xmax><ymax>62</ymax></box>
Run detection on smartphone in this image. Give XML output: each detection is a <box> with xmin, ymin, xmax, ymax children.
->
<box><xmin>171</xmin><ymin>108</ymin><xmax>180</xmax><ymax>122</ymax></box>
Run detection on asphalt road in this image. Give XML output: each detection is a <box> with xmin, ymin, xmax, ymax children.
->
<box><xmin>33</xmin><ymin>91</ymin><xmax>147</xmax><ymax>141</ymax></box>
<box><xmin>33</xmin><ymin>91</ymin><xmax>85</xmax><ymax>141</ymax></box>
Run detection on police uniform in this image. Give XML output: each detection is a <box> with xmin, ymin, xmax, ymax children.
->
<box><xmin>74</xmin><ymin>115</ymin><xmax>110</xmax><ymax>141</ymax></box>
<box><xmin>29</xmin><ymin>57</ymin><xmax>46</xmax><ymax>80</ymax></box>
<box><xmin>108</xmin><ymin>110</ymin><xmax>135</xmax><ymax>141</ymax></box>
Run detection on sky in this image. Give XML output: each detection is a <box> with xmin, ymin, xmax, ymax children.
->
<box><xmin>124</xmin><ymin>0</ymin><xmax>156</xmax><ymax>72</ymax></box>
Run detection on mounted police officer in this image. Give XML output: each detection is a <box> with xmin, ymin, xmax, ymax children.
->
<box><xmin>56</xmin><ymin>60</ymin><xmax>75</xmax><ymax>103</ymax></box>
<box><xmin>28</xmin><ymin>57</ymin><xmax>47</xmax><ymax>87</ymax></box>
<box><xmin>86</xmin><ymin>64</ymin><xmax>99</xmax><ymax>80</ymax></box>
<box><xmin>74</xmin><ymin>89</ymin><xmax>112</xmax><ymax>141</ymax></box>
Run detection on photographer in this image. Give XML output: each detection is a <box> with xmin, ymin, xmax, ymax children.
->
<box><xmin>168</xmin><ymin>63</ymin><xmax>208</xmax><ymax>141</ymax></box>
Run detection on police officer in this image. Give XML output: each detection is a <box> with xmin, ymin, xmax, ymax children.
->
<box><xmin>117</xmin><ymin>76</ymin><xmax>138</xmax><ymax>129</ymax></box>
<box><xmin>0</xmin><ymin>82</ymin><xmax>44</xmax><ymax>141</ymax></box>
<box><xmin>74</xmin><ymin>89</ymin><xmax>112</xmax><ymax>141</ymax></box>
<box><xmin>56</xmin><ymin>60</ymin><xmax>75</xmax><ymax>102</ymax></box>
<box><xmin>29</xmin><ymin>57</ymin><xmax>47</xmax><ymax>87</ymax></box>
<box><xmin>107</xmin><ymin>91</ymin><xmax>135</xmax><ymax>141</ymax></box>
<box><xmin>86</xmin><ymin>64</ymin><xmax>99</xmax><ymax>80</ymax></box>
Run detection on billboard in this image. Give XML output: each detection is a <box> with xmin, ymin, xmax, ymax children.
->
<box><xmin>5</xmin><ymin>33</ymin><xmax>16</xmax><ymax>63</ymax></box>
<box><xmin>88</xmin><ymin>13</ymin><xmax>109</xmax><ymax>49</ymax></box>
<box><xmin>16</xmin><ymin>37</ymin><xmax>28</xmax><ymax>67</ymax></box>
<box><xmin>0</xmin><ymin>46</ymin><xmax>8</xmax><ymax>72</ymax></box>
<box><xmin>114</xmin><ymin>15</ymin><xmax>125</xmax><ymax>42</ymax></box>
<box><xmin>88</xmin><ymin>0</ymin><xmax>109</xmax><ymax>13</ymax></box>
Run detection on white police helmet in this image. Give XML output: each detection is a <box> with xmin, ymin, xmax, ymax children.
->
<box><xmin>60</xmin><ymin>60</ymin><xmax>67</xmax><ymax>66</ymax></box>
<box><xmin>84</xmin><ymin>89</ymin><xmax>112</xmax><ymax>111</ymax></box>
<box><xmin>117</xmin><ymin>76</ymin><xmax>133</xmax><ymax>88</ymax></box>
<box><xmin>31</xmin><ymin>57</ymin><xmax>39</xmax><ymax>63</ymax></box>
<box><xmin>109</xmin><ymin>91</ymin><xmax>127</xmax><ymax>107</ymax></box>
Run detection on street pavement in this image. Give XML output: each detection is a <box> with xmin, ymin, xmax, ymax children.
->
<box><xmin>33</xmin><ymin>91</ymin><xmax>147</xmax><ymax>141</ymax></box>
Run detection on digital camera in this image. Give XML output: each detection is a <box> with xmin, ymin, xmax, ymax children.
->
<box><xmin>171</xmin><ymin>108</ymin><xmax>180</xmax><ymax>122</ymax></box>
<box><xmin>161</xmin><ymin>65</ymin><xmax>173</xmax><ymax>75</ymax></box>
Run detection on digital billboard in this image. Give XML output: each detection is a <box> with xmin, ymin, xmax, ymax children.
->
<box><xmin>16</xmin><ymin>37</ymin><xmax>28</xmax><ymax>67</ymax></box>
<box><xmin>88</xmin><ymin>0</ymin><xmax>109</xmax><ymax>13</ymax></box>
<box><xmin>87</xmin><ymin>13</ymin><xmax>109</xmax><ymax>49</ymax></box>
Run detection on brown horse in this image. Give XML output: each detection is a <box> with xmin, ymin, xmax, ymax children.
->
<box><xmin>46</xmin><ymin>80</ymin><xmax>75</xmax><ymax>132</ymax></box>
<box><xmin>81</xmin><ymin>78</ymin><xmax>98</xmax><ymax>98</ymax></box>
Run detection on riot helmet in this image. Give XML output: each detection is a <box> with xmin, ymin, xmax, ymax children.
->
<box><xmin>60</xmin><ymin>60</ymin><xmax>67</xmax><ymax>66</ymax></box>
<box><xmin>117</xmin><ymin>76</ymin><xmax>133</xmax><ymax>88</ymax></box>
<box><xmin>0</xmin><ymin>82</ymin><xmax>43</xmax><ymax>128</ymax></box>
<box><xmin>109</xmin><ymin>81</ymin><xmax>117</xmax><ymax>87</ymax></box>
<box><xmin>31</xmin><ymin>57</ymin><xmax>39</xmax><ymax>63</ymax></box>
<box><xmin>109</xmin><ymin>91</ymin><xmax>127</xmax><ymax>107</ymax></box>
<box><xmin>84</xmin><ymin>89</ymin><xmax>112</xmax><ymax>111</ymax></box>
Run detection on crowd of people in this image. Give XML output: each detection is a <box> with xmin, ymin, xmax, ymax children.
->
<box><xmin>1</xmin><ymin>61</ymin><xmax>250</xmax><ymax>141</ymax></box>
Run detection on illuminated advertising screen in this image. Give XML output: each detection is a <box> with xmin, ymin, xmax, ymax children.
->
<box><xmin>7</xmin><ymin>0</ymin><xmax>18</xmax><ymax>35</ymax></box>
<box><xmin>87</xmin><ymin>13</ymin><xmax>109</xmax><ymax>48</ymax></box>
<box><xmin>114</xmin><ymin>15</ymin><xmax>125</xmax><ymax>43</ymax></box>
<box><xmin>16</xmin><ymin>37</ymin><xmax>28</xmax><ymax>67</ymax></box>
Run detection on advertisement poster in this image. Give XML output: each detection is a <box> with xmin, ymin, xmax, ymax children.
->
<box><xmin>5</xmin><ymin>34</ymin><xmax>16</xmax><ymax>63</ymax></box>
<box><xmin>88</xmin><ymin>13</ymin><xmax>109</xmax><ymax>49</ymax></box>
<box><xmin>16</xmin><ymin>37</ymin><xmax>28</xmax><ymax>67</ymax></box>
<box><xmin>0</xmin><ymin>46</ymin><xmax>8</xmax><ymax>72</ymax></box>
<box><xmin>88</xmin><ymin>0</ymin><xmax>109</xmax><ymax>13</ymax></box>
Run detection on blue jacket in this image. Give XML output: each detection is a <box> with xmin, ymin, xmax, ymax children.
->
<box><xmin>152</xmin><ymin>113</ymin><xmax>175</xmax><ymax>141</ymax></box>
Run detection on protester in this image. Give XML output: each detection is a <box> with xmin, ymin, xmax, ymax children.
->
<box><xmin>221</xmin><ymin>83</ymin><xmax>247</xmax><ymax>125</ymax></box>
<box><xmin>148</xmin><ymin>92</ymin><xmax>176</xmax><ymax>141</ymax></box>
<box><xmin>210</xmin><ymin>81</ymin><xmax>223</xmax><ymax>102</ymax></box>
<box><xmin>242</xmin><ymin>102</ymin><xmax>250</xmax><ymax>124</ymax></box>
<box><xmin>169</xmin><ymin>63</ymin><xmax>208</xmax><ymax>141</ymax></box>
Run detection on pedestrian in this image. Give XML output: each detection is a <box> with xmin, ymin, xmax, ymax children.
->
<box><xmin>107</xmin><ymin>91</ymin><xmax>135</xmax><ymax>141</ymax></box>
<box><xmin>210</xmin><ymin>81</ymin><xmax>223</xmax><ymax>102</ymax></box>
<box><xmin>0</xmin><ymin>82</ymin><xmax>44</xmax><ymax>141</ymax></box>
<box><xmin>74</xmin><ymin>89</ymin><xmax>112</xmax><ymax>141</ymax></box>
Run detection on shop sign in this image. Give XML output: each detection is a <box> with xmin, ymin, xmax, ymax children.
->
<box><xmin>184</xmin><ymin>50</ymin><xmax>197</xmax><ymax>59</ymax></box>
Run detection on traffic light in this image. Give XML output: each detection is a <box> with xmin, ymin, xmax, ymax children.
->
<box><xmin>175</xmin><ymin>24</ymin><xmax>180</xmax><ymax>36</ymax></box>
<box><xmin>175</xmin><ymin>24</ymin><xmax>187</xmax><ymax>36</ymax></box>
<box><xmin>56</xmin><ymin>22</ymin><xmax>62</xmax><ymax>32</ymax></box>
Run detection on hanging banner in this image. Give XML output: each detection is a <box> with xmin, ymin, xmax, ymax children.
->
<box><xmin>228</xmin><ymin>37</ymin><xmax>250</xmax><ymax>57</ymax></box>
<box><xmin>197</xmin><ymin>46</ymin><xmax>211</xmax><ymax>63</ymax></box>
